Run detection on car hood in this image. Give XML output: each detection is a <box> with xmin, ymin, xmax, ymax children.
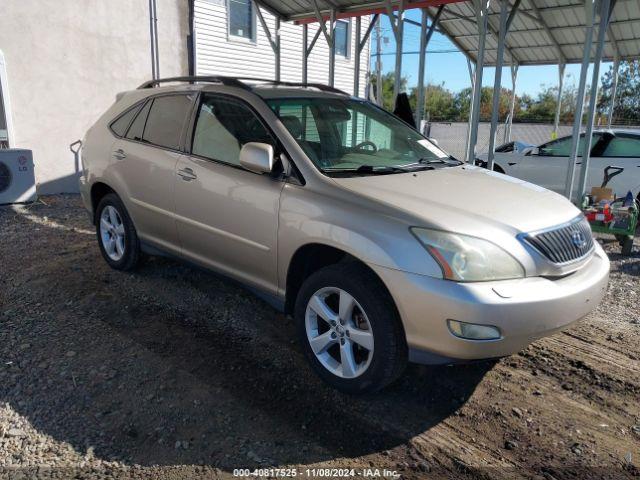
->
<box><xmin>331</xmin><ymin>165</ymin><xmax>581</xmax><ymax>235</ymax></box>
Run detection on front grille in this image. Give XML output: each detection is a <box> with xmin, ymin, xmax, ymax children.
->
<box><xmin>523</xmin><ymin>216</ymin><xmax>594</xmax><ymax>264</ymax></box>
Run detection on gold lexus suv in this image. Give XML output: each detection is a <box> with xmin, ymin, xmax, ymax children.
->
<box><xmin>79</xmin><ymin>76</ymin><xmax>609</xmax><ymax>393</ymax></box>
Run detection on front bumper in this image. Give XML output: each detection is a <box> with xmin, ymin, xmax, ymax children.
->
<box><xmin>371</xmin><ymin>243</ymin><xmax>610</xmax><ymax>364</ymax></box>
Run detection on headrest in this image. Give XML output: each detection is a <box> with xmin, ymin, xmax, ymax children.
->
<box><xmin>280</xmin><ymin>115</ymin><xmax>303</xmax><ymax>139</ymax></box>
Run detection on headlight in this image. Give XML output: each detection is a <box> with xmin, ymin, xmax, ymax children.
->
<box><xmin>410</xmin><ymin>228</ymin><xmax>525</xmax><ymax>282</ymax></box>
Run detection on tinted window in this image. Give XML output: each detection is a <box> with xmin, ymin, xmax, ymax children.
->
<box><xmin>110</xmin><ymin>105</ymin><xmax>141</xmax><ymax>137</ymax></box>
<box><xmin>335</xmin><ymin>21</ymin><xmax>349</xmax><ymax>57</ymax></box>
<box><xmin>229</xmin><ymin>0</ymin><xmax>253</xmax><ymax>39</ymax></box>
<box><xmin>142</xmin><ymin>95</ymin><xmax>194</xmax><ymax>150</ymax></box>
<box><xmin>538</xmin><ymin>134</ymin><xmax>600</xmax><ymax>157</ymax></box>
<box><xmin>601</xmin><ymin>135</ymin><xmax>640</xmax><ymax>157</ymax></box>
<box><xmin>126</xmin><ymin>100</ymin><xmax>152</xmax><ymax>141</ymax></box>
<box><xmin>192</xmin><ymin>95</ymin><xmax>273</xmax><ymax>167</ymax></box>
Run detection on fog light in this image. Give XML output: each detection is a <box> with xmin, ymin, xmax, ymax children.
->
<box><xmin>447</xmin><ymin>320</ymin><xmax>501</xmax><ymax>340</ymax></box>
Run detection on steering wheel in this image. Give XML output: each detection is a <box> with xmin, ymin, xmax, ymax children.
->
<box><xmin>355</xmin><ymin>140</ymin><xmax>377</xmax><ymax>152</ymax></box>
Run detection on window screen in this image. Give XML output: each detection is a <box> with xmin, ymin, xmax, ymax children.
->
<box><xmin>126</xmin><ymin>100</ymin><xmax>152</xmax><ymax>142</ymax></box>
<box><xmin>335</xmin><ymin>21</ymin><xmax>349</xmax><ymax>57</ymax></box>
<box><xmin>142</xmin><ymin>95</ymin><xmax>194</xmax><ymax>150</ymax></box>
<box><xmin>192</xmin><ymin>95</ymin><xmax>273</xmax><ymax>166</ymax></box>
<box><xmin>229</xmin><ymin>0</ymin><xmax>253</xmax><ymax>39</ymax></box>
<box><xmin>601</xmin><ymin>135</ymin><xmax>640</xmax><ymax>157</ymax></box>
<box><xmin>110</xmin><ymin>105</ymin><xmax>141</xmax><ymax>137</ymax></box>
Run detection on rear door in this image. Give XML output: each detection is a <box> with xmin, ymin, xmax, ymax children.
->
<box><xmin>588</xmin><ymin>133</ymin><xmax>640</xmax><ymax>197</ymax></box>
<box><xmin>111</xmin><ymin>93</ymin><xmax>196</xmax><ymax>254</ymax></box>
<box><xmin>174</xmin><ymin>93</ymin><xmax>284</xmax><ymax>294</ymax></box>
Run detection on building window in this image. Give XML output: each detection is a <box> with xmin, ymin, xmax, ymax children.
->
<box><xmin>334</xmin><ymin>20</ymin><xmax>350</xmax><ymax>57</ymax></box>
<box><xmin>228</xmin><ymin>0</ymin><xmax>254</xmax><ymax>40</ymax></box>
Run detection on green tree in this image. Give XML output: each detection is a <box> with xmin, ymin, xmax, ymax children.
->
<box><xmin>409</xmin><ymin>82</ymin><xmax>457</xmax><ymax>121</ymax></box>
<box><xmin>598</xmin><ymin>60</ymin><xmax>640</xmax><ymax>124</ymax></box>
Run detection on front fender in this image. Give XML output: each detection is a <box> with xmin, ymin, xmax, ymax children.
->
<box><xmin>277</xmin><ymin>184</ymin><xmax>443</xmax><ymax>293</ymax></box>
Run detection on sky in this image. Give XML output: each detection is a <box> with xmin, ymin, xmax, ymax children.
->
<box><xmin>369</xmin><ymin>9</ymin><xmax>606</xmax><ymax>98</ymax></box>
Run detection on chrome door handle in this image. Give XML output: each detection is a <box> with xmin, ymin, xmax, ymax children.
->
<box><xmin>113</xmin><ymin>149</ymin><xmax>127</xmax><ymax>160</ymax></box>
<box><xmin>177</xmin><ymin>167</ymin><xmax>197</xmax><ymax>181</ymax></box>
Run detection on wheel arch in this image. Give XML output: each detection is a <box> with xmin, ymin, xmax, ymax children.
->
<box><xmin>284</xmin><ymin>243</ymin><xmax>399</xmax><ymax>319</ymax></box>
<box><xmin>90</xmin><ymin>182</ymin><xmax>118</xmax><ymax>224</ymax></box>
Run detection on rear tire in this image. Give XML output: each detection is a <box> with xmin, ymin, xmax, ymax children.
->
<box><xmin>621</xmin><ymin>236</ymin><xmax>634</xmax><ymax>256</ymax></box>
<box><xmin>95</xmin><ymin>193</ymin><xmax>142</xmax><ymax>271</ymax></box>
<box><xmin>295</xmin><ymin>262</ymin><xmax>407</xmax><ymax>394</ymax></box>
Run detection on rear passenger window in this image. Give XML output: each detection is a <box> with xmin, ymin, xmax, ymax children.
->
<box><xmin>191</xmin><ymin>95</ymin><xmax>274</xmax><ymax>166</ymax></box>
<box><xmin>601</xmin><ymin>135</ymin><xmax>640</xmax><ymax>157</ymax></box>
<box><xmin>126</xmin><ymin>100</ymin><xmax>152</xmax><ymax>142</ymax></box>
<box><xmin>110</xmin><ymin>105</ymin><xmax>141</xmax><ymax>137</ymax></box>
<box><xmin>142</xmin><ymin>95</ymin><xmax>194</xmax><ymax>150</ymax></box>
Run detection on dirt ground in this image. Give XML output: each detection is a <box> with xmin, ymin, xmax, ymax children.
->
<box><xmin>0</xmin><ymin>194</ymin><xmax>639</xmax><ymax>480</ymax></box>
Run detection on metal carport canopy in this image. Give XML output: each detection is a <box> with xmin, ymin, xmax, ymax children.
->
<box><xmin>255</xmin><ymin>0</ymin><xmax>640</xmax><ymax>65</ymax></box>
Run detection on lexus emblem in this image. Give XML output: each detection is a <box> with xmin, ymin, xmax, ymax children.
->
<box><xmin>571</xmin><ymin>231</ymin><xmax>587</xmax><ymax>249</ymax></box>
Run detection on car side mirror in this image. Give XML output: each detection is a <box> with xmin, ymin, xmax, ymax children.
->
<box><xmin>239</xmin><ymin>142</ymin><xmax>274</xmax><ymax>174</ymax></box>
<box><xmin>523</xmin><ymin>147</ymin><xmax>538</xmax><ymax>156</ymax></box>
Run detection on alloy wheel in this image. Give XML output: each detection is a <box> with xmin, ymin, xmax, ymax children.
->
<box><xmin>305</xmin><ymin>287</ymin><xmax>374</xmax><ymax>379</ymax></box>
<box><xmin>99</xmin><ymin>205</ymin><xmax>126</xmax><ymax>261</ymax></box>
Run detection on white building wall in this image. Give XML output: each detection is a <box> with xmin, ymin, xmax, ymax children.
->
<box><xmin>0</xmin><ymin>0</ymin><xmax>189</xmax><ymax>194</ymax></box>
<box><xmin>194</xmin><ymin>0</ymin><xmax>371</xmax><ymax>97</ymax></box>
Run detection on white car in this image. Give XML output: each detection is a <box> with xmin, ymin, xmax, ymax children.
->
<box><xmin>477</xmin><ymin>130</ymin><xmax>640</xmax><ymax>200</ymax></box>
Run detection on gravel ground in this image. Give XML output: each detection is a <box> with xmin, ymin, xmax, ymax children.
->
<box><xmin>0</xmin><ymin>194</ymin><xmax>639</xmax><ymax>480</ymax></box>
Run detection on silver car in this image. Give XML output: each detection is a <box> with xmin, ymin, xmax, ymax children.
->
<box><xmin>79</xmin><ymin>77</ymin><xmax>610</xmax><ymax>393</ymax></box>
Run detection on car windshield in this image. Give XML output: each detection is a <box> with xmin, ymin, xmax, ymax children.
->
<box><xmin>266</xmin><ymin>97</ymin><xmax>458</xmax><ymax>175</ymax></box>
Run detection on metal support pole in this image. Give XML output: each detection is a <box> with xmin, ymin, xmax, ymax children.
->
<box><xmin>553</xmin><ymin>62</ymin><xmax>566</xmax><ymax>139</ymax></box>
<box><xmin>466</xmin><ymin>0</ymin><xmax>489</xmax><ymax>164</ymax></box>
<box><xmin>354</xmin><ymin>17</ymin><xmax>362</xmax><ymax>97</ymax></box>
<box><xmin>465</xmin><ymin>58</ymin><xmax>476</xmax><ymax>161</ymax></box>
<box><xmin>607</xmin><ymin>53</ymin><xmax>620</xmax><ymax>128</ymax></box>
<box><xmin>274</xmin><ymin>17</ymin><xmax>281</xmax><ymax>81</ymax></box>
<box><xmin>506</xmin><ymin>63</ymin><xmax>518</xmax><ymax>142</ymax></box>
<box><xmin>375</xmin><ymin>18</ymin><xmax>383</xmax><ymax>105</ymax></box>
<box><xmin>416</xmin><ymin>9</ymin><xmax>428</xmax><ymax>128</ymax></box>
<box><xmin>487</xmin><ymin>0</ymin><xmax>510</xmax><ymax>171</ymax></box>
<box><xmin>394</xmin><ymin>2</ymin><xmax>404</xmax><ymax>106</ymax></box>
<box><xmin>329</xmin><ymin>10</ymin><xmax>336</xmax><ymax>87</ymax></box>
<box><xmin>302</xmin><ymin>24</ymin><xmax>308</xmax><ymax>84</ymax></box>
<box><xmin>577</xmin><ymin>0</ymin><xmax>615</xmax><ymax>201</ymax></box>
<box><xmin>415</xmin><ymin>5</ymin><xmax>444</xmax><ymax>127</ymax></box>
<box><xmin>256</xmin><ymin>4</ymin><xmax>281</xmax><ymax>81</ymax></box>
<box><xmin>564</xmin><ymin>0</ymin><xmax>595</xmax><ymax>199</ymax></box>
<box><xmin>148</xmin><ymin>0</ymin><xmax>159</xmax><ymax>79</ymax></box>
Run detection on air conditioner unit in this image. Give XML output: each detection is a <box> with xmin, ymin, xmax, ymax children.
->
<box><xmin>0</xmin><ymin>149</ymin><xmax>36</xmax><ymax>204</ymax></box>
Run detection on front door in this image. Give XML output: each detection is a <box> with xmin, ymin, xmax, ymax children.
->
<box><xmin>174</xmin><ymin>93</ymin><xmax>284</xmax><ymax>294</ymax></box>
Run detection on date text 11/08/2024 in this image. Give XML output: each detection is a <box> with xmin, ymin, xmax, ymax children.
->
<box><xmin>233</xmin><ymin>468</ymin><xmax>401</xmax><ymax>478</ymax></box>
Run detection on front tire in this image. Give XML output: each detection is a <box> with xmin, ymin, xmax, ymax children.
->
<box><xmin>95</xmin><ymin>193</ymin><xmax>142</xmax><ymax>271</ymax></box>
<box><xmin>295</xmin><ymin>263</ymin><xmax>407</xmax><ymax>394</ymax></box>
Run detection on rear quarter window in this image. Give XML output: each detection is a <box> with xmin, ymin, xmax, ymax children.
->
<box><xmin>109</xmin><ymin>104</ymin><xmax>142</xmax><ymax>137</ymax></box>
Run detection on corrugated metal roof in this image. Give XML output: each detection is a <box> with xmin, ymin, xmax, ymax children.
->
<box><xmin>256</xmin><ymin>0</ymin><xmax>640</xmax><ymax>66</ymax></box>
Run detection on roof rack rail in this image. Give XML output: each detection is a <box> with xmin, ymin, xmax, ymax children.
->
<box><xmin>236</xmin><ymin>77</ymin><xmax>350</xmax><ymax>95</ymax></box>
<box><xmin>137</xmin><ymin>76</ymin><xmax>251</xmax><ymax>90</ymax></box>
<box><xmin>137</xmin><ymin>76</ymin><xmax>350</xmax><ymax>96</ymax></box>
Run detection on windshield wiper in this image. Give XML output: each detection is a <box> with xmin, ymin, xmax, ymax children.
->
<box><xmin>323</xmin><ymin>164</ymin><xmax>414</xmax><ymax>175</ymax></box>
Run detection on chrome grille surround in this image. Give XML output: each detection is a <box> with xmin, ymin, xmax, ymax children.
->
<box><xmin>521</xmin><ymin>215</ymin><xmax>595</xmax><ymax>265</ymax></box>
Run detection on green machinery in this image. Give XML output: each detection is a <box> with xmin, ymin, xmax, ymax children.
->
<box><xmin>581</xmin><ymin>166</ymin><xmax>639</xmax><ymax>255</ymax></box>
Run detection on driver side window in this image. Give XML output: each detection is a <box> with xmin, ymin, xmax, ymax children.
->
<box><xmin>191</xmin><ymin>95</ymin><xmax>274</xmax><ymax>167</ymax></box>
